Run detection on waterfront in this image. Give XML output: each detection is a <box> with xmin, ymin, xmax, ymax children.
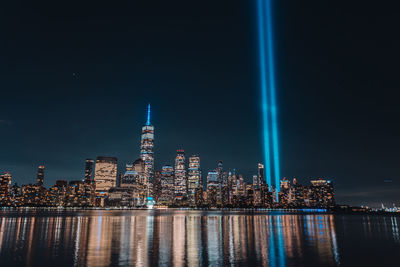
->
<box><xmin>0</xmin><ymin>210</ymin><xmax>399</xmax><ymax>266</ymax></box>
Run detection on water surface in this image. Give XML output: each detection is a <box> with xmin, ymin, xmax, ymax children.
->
<box><xmin>0</xmin><ymin>210</ymin><xmax>399</xmax><ymax>266</ymax></box>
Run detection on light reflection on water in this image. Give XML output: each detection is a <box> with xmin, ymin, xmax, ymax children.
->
<box><xmin>0</xmin><ymin>210</ymin><xmax>399</xmax><ymax>267</ymax></box>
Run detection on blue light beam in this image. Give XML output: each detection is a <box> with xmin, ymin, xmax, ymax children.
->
<box><xmin>265</xmin><ymin>0</ymin><xmax>281</xmax><ymax>200</ymax></box>
<box><xmin>257</xmin><ymin>0</ymin><xmax>272</xmax><ymax>188</ymax></box>
<box><xmin>257</xmin><ymin>0</ymin><xmax>281</xmax><ymax>201</ymax></box>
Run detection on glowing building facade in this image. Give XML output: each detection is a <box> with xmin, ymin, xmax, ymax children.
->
<box><xmin>217</xmin><ymin>161</ymin><xmax>223</xmax><ymax>204</ymax></box>
<box><xmin>174</xmin><ymin>149</ymin><xmax>187</xmax><ymax>202</ymax></box>
<box><xmin>140</xmin><ymin>104</ymin><xmax>154</xmax><ymax>195</ymax></box>
<box><xmin>36</xmin><ymin>165</ymin><xmax>45</xmax><ymax>186</ymax></box>
<box><xmin>120</xmin><ymin>171</ymin><xmax>139</xmax><ymax>187</ymax></box>
<box><xmin>258</xmin><ymin>163</ymin><xmax>264</xmax><ymax>182</ymax></box>
<box><xmin>94</xmin><ymin>156</ymin><xmax>118</xmax><ymax>195</ymax></box>
<box><xmin>119</xmin><ymin>159</ymin><xmax>146</xmax><ymax>205</ymax></box>
<box><xmin>159</xmin><ymin>165</ymin><xmax>174</xmax><ymax>204</ymax></box>
<box><xmin>310</xmin><ymin>179</ymin><xmax>335</xmax><ymax>207</ymax></box>
<box><xmin>0</xmin><ymin>172</ymin><xmax>12</xmax><ymax>201</ymax></box>
<box><xmin>127</xmin><ymin>159</ymin><xmax>145</xmax><ymax>184</ymax></box>
<box><xmin>206</xmin><ymin>171</ymin><xmax>219</xmax><ymax>206</ymax></box>
<box><xmin>253</xmin><ymin>175</ymin><xmax>260</xmax><ymax>188</ymax></box>
<box><xmin>84</xmin><ymin>159</ymin><xmax>94</xmax><ymax>183</ymax></box>
<box><xmin>187</xmin><ymin>155</ymin><xmax>201</xmax><ymax>204</ymax></box>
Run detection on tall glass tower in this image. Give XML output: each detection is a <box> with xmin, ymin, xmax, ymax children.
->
<box><xmin>174</xmin><ymin>149</ymin><xmax>187</xmax><ymax>202</ymax></box>
<box><xmin>140</xmin><ymin>103</ymin><xmax>154</xmax><ymax>194</ymax></box>
<box><xmin>187</xmin><ymin>155</ymin><xmax>201</xmax><ymax>204</ymax></box>
<box><xmin>84</xmin><ymin>159</ymin><xmax>94</xmax><ymax>183</ymax></box>
<box><xmin>36</xmin><ymin>165</ymin><xmax>45</xmax><ymax>186</ymax></box>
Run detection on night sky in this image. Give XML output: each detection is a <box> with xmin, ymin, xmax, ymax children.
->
<box><xmin>1</xmin><ymin>1</ymin><xmax>399</xmax><ymax>207</ymax></box>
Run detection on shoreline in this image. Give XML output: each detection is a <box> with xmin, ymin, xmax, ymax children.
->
<box><xmin>0</xmin><ymin>206</ymin><xmax>399</xmax><ymax>215</ymax></box>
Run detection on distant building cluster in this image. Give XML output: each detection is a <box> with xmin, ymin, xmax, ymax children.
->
<box><xmin>0</xmin><ymin>105</ymin><xmax>335</xmax><ymax>208</ymax></box>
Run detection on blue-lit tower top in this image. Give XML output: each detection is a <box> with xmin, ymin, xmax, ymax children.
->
<box><xmin>146</xmin><ymin>103</ymin><xmax>151</xmax><ymax>126</ymax></box>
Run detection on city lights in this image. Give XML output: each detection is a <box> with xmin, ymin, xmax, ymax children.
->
<box><xmin>0</xmin><ymin>105</ymin><xmax>335</xmax><ymax>209</ymax></box>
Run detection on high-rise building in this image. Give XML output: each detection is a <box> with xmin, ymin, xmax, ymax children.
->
<box><xmin>120</xmin><ymin>171</ymin><xmax>139</xmax><ymax>188</ymax></box>
<box><xmin>227</xmin><ymin>170</ymin><xmax>235</xmax><ymax>204</ymax></box>
<box><xmin>217</xmin><ymin>160</ymin><xmax>223</xmax><ymax>204</ymax></box>
<box><xmin>206</xmin><ymin>170</ymin><xmax>219</xmax><ymax>206</ymax></box>
<box><xmin>229</xmin><ymin>170</ymin><xmax>238</xmax><ymax>198</ymax></box>
<box><xmin>0</xmin><ymin>172</ymin><xmax>12</xmax><ymax>201</ymax></box>
<box><xmin>221</xmin><ymin>171</ymin><xmax>230</xmax><ymax>206</ymax></box>
<box><xmin>159</xmin><ymin>165</ymin><xmax>174</xmax><ymax>204</ymax></box>
<box><xmin>121</xmin><ymin>158</ymin><xmax>146</xmax><ymax>205</ymax></box>
<box><xmin>246</xmin><ymin>184</ymin><xmax>254</xmax><ymax>206</ymax></box>
<box><xmin>36</xmin><ymin>165</ymin><xmax>45</xmax><ymax>186</ymax></box>
<box><xmin>252</xmin><ymin>175</ymin><xmax>260</xmax><ymax>188</ymax></box>
<box><xmin>94</xmin><ymin>156</ymin><xmax>118</xmax><ymax>195</ymax></box>
<box><xmin>174</xmin><ymin>149</ymin><xmax>187</xmax><ymax>202</ymax></box>
<box><xmin>123</xmin><ymin>159</ymin><xmax>145</xmax><ymax>186</ymax></box>
<box><xmin>279</xmin><ymin>178</ymin><xmax>291</xmax><ymax>206</ymax></box>
<box><xmin>309</xmin><ymin>179</ymin><xmax>335</xmax><ymax>207</ymax></box>
<box><xmin>132</xmin><ymin>159</ymin><xmax>145</xmax><ymax>184</ymax></box>
<box><xmin>83</xmin><ymin>159</ymin><xmax>95</xmax><ymax>206</ymax></box>
<box><xmin>187</xmin><ymin>155</ymin><xmax>201</xmax><ymax>204</ymax></box>
<box><xmin>84</xmin><ymin>159</ymin><xmax>94</xmax><ymax>183</ymax></box>
<box><xmin>258</xmin><ymin>163</ymin><xmax>264</xmax><ymax>183</ymax></box>
<box><xmin>153</xmin><ymin>170</ymin><xmax>162</xmax><ymax>202</ymax></box>
<box><xmin>238</xmin><ymin>174</ymin><xmax>245</xmax><ymax>196</ymax></box>
<box><xmin>140</xmin><ymin>104</ymin><xmax>154</xmax><ymax>196</ymax></box>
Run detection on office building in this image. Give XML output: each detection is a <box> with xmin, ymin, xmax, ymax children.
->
<box><xmin>174</xmin><ymin>149</ymin><xmax>187</xmax><ymax>202</ymax></box>
<box><xmin>206</xmin><ymin>170</ymin><xmax>219</xmax><ymax>206</ymax></box>
<box><xmin>187</xmin><ymin>155</ymin><xmax>201</xmax><ymax>204</ymax></box>
<box><xmin>36</xmin><ymin>165</ymin><xmax>45</xmax><ymax>186</ymax></box>
<box><xmin>94</xmin><ymin>156</ymin><xmax>118</xmax><ymax>195</ymax></box>
<box><xmin>84</xmin><ymin>159</ymin><xmax>94</xmax><ymax>183</ymax></box>
<box><xmin>0</xmin><ymin>172</ymin><xmax>12</xmax><ymax>201</ymax></box>
<box><xmin>159</xmin><ymin>165</ymin><xmax>174</xmax><ymax>204</ymax></box>
<box><xmin>310</xmin><ymin>179</ymin><xmax>335</xmax><ymax>207</ymax></box>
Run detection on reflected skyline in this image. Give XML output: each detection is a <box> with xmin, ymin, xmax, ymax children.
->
<box><xmin>0</xmin><ymin>210</ymin><xmax>399</xmax><ymax>266</ymax></box>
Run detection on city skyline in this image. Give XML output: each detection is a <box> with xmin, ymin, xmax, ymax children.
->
<box><xmin>0</xmin><ymin>103</ymin><xmax>337</xmax><ymax>209</ymax></box>
<box><xmin>1</xmin><ymin>104</ymin><xmax>330</xmax><ymax>186</ymax></box>
<box><xmin>0</xmin><ymin>102</ymin><xmax>397</xmax><ymax>208</ymax></box>
<box><xmin>1</xmin><ymin>1</ymin><xmax>399</xmax><ymax>267</ymax></box>
<box><xmin>1</xmin><ymin>1</ymin><xmax>399</xmax><ymax>208</ymax></box>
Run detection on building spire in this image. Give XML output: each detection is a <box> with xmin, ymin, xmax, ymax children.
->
<box><xmin>146</xmin><ymin>103</ymin><xmax>151</xmax><ymax>125</ymax></box>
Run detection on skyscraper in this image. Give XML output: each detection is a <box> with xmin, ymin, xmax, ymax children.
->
<box><xmin>121</xmin><ymin>159</ymin><xmax>143</xmax><ymax>188</ymax></box>
<box><xmin>217</xmin><ymin>160</ymin><xmax>223</xmax><ymax>204</ymax></box>
<box><xmin>187</xmin><ymin>155</ymin><xmax>201</xmax><ymax>204</ymax></box>
<box><xmin>36</xmin><ymin>165</ymin><xmax>45</xmax><ymax>186</ymax></box>
<box><xmin>0</xmin><ymin>172</ymin><xmax>12</xmax><ymax>200</ymax></box>
<box><xmin>174</xmin><ymin>149</ymin><xmax>187</xmax><ymax>202</ymax></box>
<box><xmin>206</xmin><ymin>170</ymin><xmax>219</xmax><ymax>206</ymax></box>
<box><xmin>120</xmin><ymin>158</ymin><xmax>146</xmax><ymax>205</ymax></box>
<box><xmin>153</xmin><ymin>170</ymin><xmax>162</xmax><ymax>202</ymax></box>
<box><xmin>84</xmin><ymin>159</ymin><xmax>94</xmax><ymax>183</ymax></box>
<box><xmin>310</xmin><ymin>179</ymin><xmax>335</xmax><ymax>207</ymax></box>
<box><xmin>258</xmin><ymin>163</ymin><xmax>265</xmax><ymax>182</ymax></box>
<box><xmin>159</xmin><ymin>165</ymin><xmax>174</xmax><ymax>205</ymax></box>
<box><xmin>140</xmin><ymin>103</ymin><xmax>154</xmax><ymax>196</ymax></box>
<box><xmin>253</xmin><ymin>175</ymin><xmax>260</xmax><ymax>188</ymax></box>
<box><xmin>94</xmin><ymin>156</ymin><xmax>118</xmax><ymax>195</ymax></box>
<box><xmin>83</xmin><ymin>159</ymin><xmax>95</xmax><ymax>206</ymax></box>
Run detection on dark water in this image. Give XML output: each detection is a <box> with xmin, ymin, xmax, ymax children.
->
<box><xmin>0</xmin><ymin>210</ymin><xmax>399</xmax><ymax>266</ymax></box>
